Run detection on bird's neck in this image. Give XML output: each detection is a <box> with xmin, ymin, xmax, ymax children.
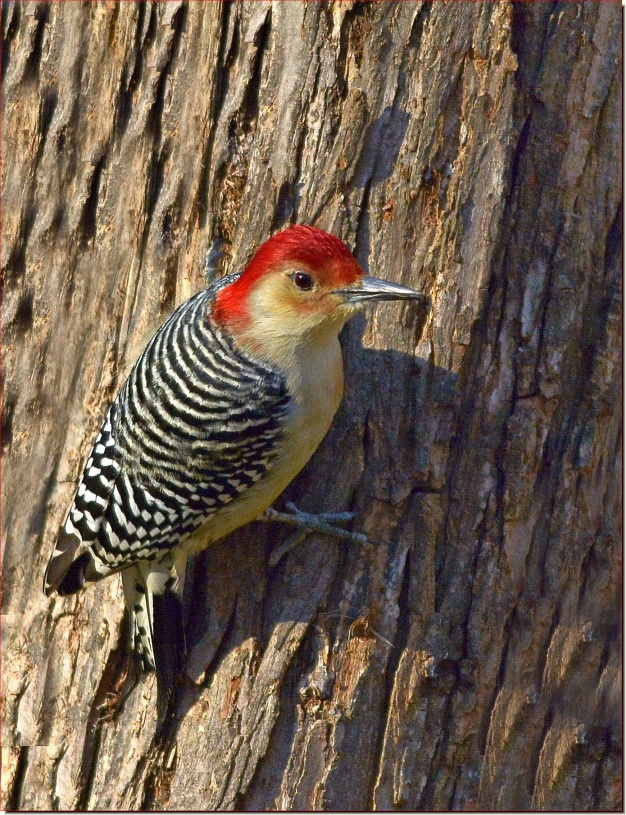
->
<box><xmin>227</xmin><ymin>315</ymin><xmax>344</xmax><ymax>411</ymax></box>
<box><xmin>231</xmin><ymin>309</ymin><xmax>344</xmax><ymax>366</ymax></box>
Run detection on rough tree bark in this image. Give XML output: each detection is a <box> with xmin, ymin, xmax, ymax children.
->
<box><xmin>2</xmin><ymin>1</ymin><xmax>621</xmax><ymax>811</ymax></box>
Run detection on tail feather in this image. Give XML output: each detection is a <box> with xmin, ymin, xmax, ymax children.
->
<box><xmin>122</xmin><ymin>558</ymin><xmax>187</xmax><ymax>719</ymax></box>
<box><xmin>47</xmin><ymin>527</ymin><xmax>188</xmax><ymax>719</ymax></box>
<box><xmin>152</xmin><ymin>585</ymin><xmax>185</xmax><ymax>719</ymax></box>
<box><xmin>122</xmin><ymin>564</ymin><xmax>157</xmax><ymax>670</ymax></box>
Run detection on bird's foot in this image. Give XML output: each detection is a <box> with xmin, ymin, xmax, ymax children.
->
<box><xmin>262</xmin><ymin>502</ymin><xmax>369</xmax><ymax>566</ymax></box>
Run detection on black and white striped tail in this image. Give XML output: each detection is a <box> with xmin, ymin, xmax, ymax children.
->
<box><xmin>121</xmin><ymin>555</ymin><xmax>187</xmax><ymax>716</ymax></box>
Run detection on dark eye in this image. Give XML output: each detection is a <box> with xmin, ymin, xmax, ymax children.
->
<box><xmin>292</xmin><ymin>271</ymin><xmax>315</xmax><ymax>291</ymax></box>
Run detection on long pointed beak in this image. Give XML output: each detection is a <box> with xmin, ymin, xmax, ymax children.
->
<box><xmin>337</xmin><ymin>276</ymin><xmax>428</xmax><ymax>305</ymax></box>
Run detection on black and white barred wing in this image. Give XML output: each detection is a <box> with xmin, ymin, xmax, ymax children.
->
<box><xmin>44</xmin><ymin>407</ymin><xmax>122</xmax><ymax>595</ymax></box>
<box><xmin>44</xmin><ymin>284</ymin><xmax>290</xmax><ymax>597</ymax></box>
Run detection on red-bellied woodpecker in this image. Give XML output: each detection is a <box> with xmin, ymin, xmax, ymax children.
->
<box><xmin>44</xmin><ymin>225</ymin><xmax>426</xmax><ymax>706</ymax></box>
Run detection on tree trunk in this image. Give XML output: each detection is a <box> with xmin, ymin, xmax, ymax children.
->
<box><xmin>2</xmin><ymin>1</ymin><xmax>621</xmax><ymax>810</ymax></box>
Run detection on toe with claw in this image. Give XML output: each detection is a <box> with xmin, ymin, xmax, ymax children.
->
<box><xmin>261</xmin><ymin>502</ymin><xmax>369</xmax><ymax>566</ymax></box>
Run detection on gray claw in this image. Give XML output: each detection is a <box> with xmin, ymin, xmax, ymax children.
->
<box><xmin>261</xmin><ymin>503</ymin><xmax>369</xmax><ymax>567</ymax></box>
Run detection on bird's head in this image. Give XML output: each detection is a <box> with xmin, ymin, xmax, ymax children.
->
<box><xmin>212</xmin><ymin>225</ymin><xmax>426</xmax><ymax>360</ymax></box>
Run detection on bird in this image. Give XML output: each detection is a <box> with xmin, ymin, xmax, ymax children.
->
<box><xmin>43</xmin><ymin>224</ymin><xmax>426</xmax><ymax>711</ymax></box>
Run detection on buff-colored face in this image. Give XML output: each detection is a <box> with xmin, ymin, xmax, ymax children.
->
<box><xmin>249</xmin><ymin>261</ymin><xmax>357</xmax><ymax>329</ymax></box>
<box><xmin>235</xmin><ymin>262</ymin><xmax>357</xmax><ymax>365</ymax></box>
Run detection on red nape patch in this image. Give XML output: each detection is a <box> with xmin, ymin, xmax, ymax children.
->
<box><xmin>212</xmin><ymin>225</ymin><xmax>364</xmax><ymax>329</ymax></box>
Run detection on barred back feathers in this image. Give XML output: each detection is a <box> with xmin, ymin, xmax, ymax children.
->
<box><xmin>44</xmin><ymin>274</ymin><xmax>290</xmax><ymax>598</ymax></box>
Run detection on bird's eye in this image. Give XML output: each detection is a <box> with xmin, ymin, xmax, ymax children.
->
<box><xmin>291</xmin><ymin>271</ymin><xmax>315</xmax><ymax>291</ymax></box>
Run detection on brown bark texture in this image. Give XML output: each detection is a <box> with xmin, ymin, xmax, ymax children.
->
<box><xmin>1</xmin><ymin>1</ymin><xmax>621</xmax><ymax>811</ymax></box>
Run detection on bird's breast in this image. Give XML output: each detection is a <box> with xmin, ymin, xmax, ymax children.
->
<box><xmin>181</xmin><ymin>334</ymin><xmax>345</xmax><ymax>553</ymax></box>
<box><xmin>284</xmin><ymin>333</ymin><xmax>344</xmax><ymax>455</ymax></box>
